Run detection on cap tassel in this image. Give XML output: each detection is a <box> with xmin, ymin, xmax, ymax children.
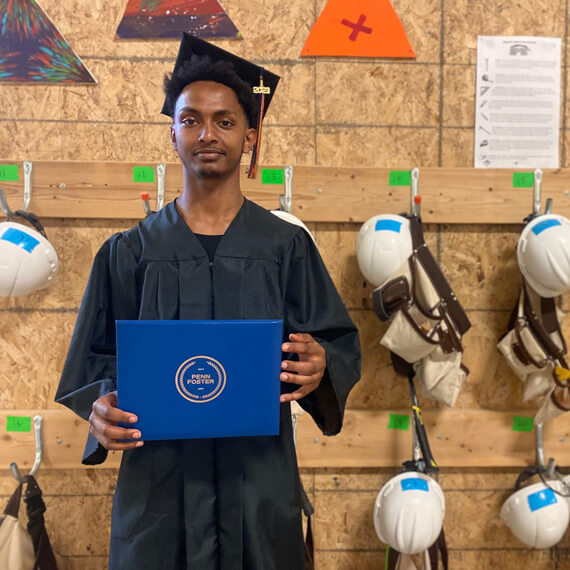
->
<box><xmin>248</xmin><ymin>71</ymin><xmax>269</xmax><ymax>179</ymax></box>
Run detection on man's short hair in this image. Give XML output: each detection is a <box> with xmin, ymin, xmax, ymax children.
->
<box><xmin>163</xmin><ymin>55</ymin><xmax>257</xmax><ymax>127</ymax></box>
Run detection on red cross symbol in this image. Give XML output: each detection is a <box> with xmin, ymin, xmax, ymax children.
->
<box><xmin>340</xmin><ymin>14</ymin><xmax>373</xmax><ymax>41</ymax></box>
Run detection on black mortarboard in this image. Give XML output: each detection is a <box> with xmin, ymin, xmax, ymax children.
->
<box><xmin>162</xmin><ymin>33</ymin><xmax>280</xmax><ymax>179</ymax></box>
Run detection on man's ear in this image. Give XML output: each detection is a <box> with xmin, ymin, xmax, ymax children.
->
<box><xmin>170</xmin><ymin>124</ymin><xmax>178</xmax><ymax>152</ymax></box>
<box><xmin>243</xmin><ymin>127</ymin><xmax>257</xmax><ymax>154</ymax></box>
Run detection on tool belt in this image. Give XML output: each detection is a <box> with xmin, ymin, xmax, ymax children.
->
<box><xmin>372</xmin><ymin>215</ymin><xmax>471</xmax><ymax>407</ymax></box>
<box><xmin>0</xmin><ymin>475</ymin><xmax>57</xmax><ymax>570</ymax></box>
<box><xmin>498</xmin><ymin>280</ymin><xmax>570</xmax><ymax>423</ymax></box>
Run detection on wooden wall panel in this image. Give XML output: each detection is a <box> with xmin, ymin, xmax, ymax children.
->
<box><xmin>0</xmin><ymin>313</ymin><xmax>74</xmax><ymax>409</ymax></box>
<box><xmin>559</xmin><ymin>552</ymin><xmax>570</xmax><ymax>569</ymax></box>
<box><xmin>3</xmin><ymin>0</ymin><xmax>570</xmax><ymax>567</ymax></box>
<box><xmin>316</xmin><ymin>63</ymin><xmax>440</xmax><ymax>126</ymax></box>
<box><xmin>44</xmin><ymin>495</ymin><xmax>112</xmax><ymax>556</ymax></box>
<box><xmin>393</xmin><ymin>0</ymin><xmax>441</xmax><ymax>63</ymax></box>
<box><xmin>55</xmin><ymin>557</ymin><xmax>108</xmax><ymax>570</ymax></box>
<box><xmin>4</xmin><ymin>409</ymin><xmax>570</xmax><ymax>470</ymax></box>
<box><xmin>455</xmin><ymin>311</ymin><xmax>535</xmax><ymax>410</ymax></box>
<box><xmin>443</xmin><ymin>66</ymin><xmax>476</xmax><ymax>127</ymax></box>
<box><xmin>440</xmin><ymin>128</ymin><xmax>474</xmax><ymax>167</ymax></box>
<box><xmin>316</xmin><ymin>551</ymin><xmax>385</xmax><ymax>570</ymax></box>
<box><xmin>314</xmin><ymin>491</ymin><xmax>378</xmax><ymax>550</ymax></box>
<box><xmin>560</xmin><ymin>130</ymin><xmax>570</xmax><ymax>167</ymax></box>
<box><xmin>447</xmin><ymin>551</ymin><xmax>554</xmax><ymax>569</ymax></box>
<box><xmin>316</xmin><ymin>127</ymin><xmax>440</xmax><ymax>167</ymax></box>
<box><xmin>22</xmin><ymin>61</ymin><xmax>315</xmax><ymax>127</ymax></box>
<box><xmin>443</xmin><ymin>0</ymin><xmax>566</xmax><ymax>64</ymax></box>
<box><xmin>439</xmin><ymin>224</ymin><xmax>521</xmax><ymax>311</ymax></box>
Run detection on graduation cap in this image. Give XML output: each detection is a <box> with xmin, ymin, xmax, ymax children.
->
<box><xmin>162</xmin><ymin>33</ymin><xmax>280</xmax><ymax>179</ymax></box>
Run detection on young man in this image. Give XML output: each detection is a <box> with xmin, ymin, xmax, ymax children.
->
<box><xmin>55</xmin><ymin>34</ymin><xmax>361</xmax><ymax>569</ymax></box>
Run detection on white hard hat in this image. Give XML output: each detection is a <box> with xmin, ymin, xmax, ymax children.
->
<box><xmin>0</xmin><ymin>221</ymin><xmax>58</xmax><ymax>296</ymax></box>
<box><xmin>271</xmin><ymin>210</ymin><xmax>316</xmax><ymax>244</ymax></box>
<box><xmin>517</xmin><ymin>214</ymin><xmax>570</xmax><ymax>297</ymax></box>
<box><xmin>356</xmin><ymin>214</ymin><xmax>413</xmax><ymax>288</ymax></box>
<box><xmin>373</xmin><ymin>471</ymin><xmax>445</xmax><ymax>554</ymax></box>
<box><xmin>501</xmin><ymin>481</ymin><xmax>569</xmax><ymax>548</ymax></box>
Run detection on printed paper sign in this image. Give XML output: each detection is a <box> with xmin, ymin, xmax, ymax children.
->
<box><xmin>475</xmin><ymin>36</ymin><xmax>561</xmax><ymax>168</ymax></box>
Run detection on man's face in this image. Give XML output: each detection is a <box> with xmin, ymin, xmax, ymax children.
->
<box><xmin>170</xmin><ymin>81</ymin><xmax>256</xmax><ymax>180</ymax></box>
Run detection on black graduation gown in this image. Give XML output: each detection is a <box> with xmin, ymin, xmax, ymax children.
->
<box><xmin>55</xmin><ymin>198</ymin><xmax>361</xmax><ymax>570</ymax></box>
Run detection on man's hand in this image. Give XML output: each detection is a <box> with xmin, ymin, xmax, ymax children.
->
<box><xmin>89</xmin><ymin>391</ymin><xmax>144</xmax><ymax>450</ymax></box>
<box><xmin>280</xmin><ymin>333</ymin><xmax>326</xmax><ymax>403</ymax></box>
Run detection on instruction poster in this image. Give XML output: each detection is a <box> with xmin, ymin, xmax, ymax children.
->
<box><xmin>474</xmin><ymin>36</ymin><xmax>561</xmax><ymax>168</ymax></box>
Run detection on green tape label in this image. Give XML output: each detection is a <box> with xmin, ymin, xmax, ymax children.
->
<box><xmin>261</xmin><ymin>169</ymin><xmax>284</xmax><ymax>185</ymax></box>
<box><xmin>388</xmin><ymin>414</ymin><xmax>410</xmax><ymax>431</ymax></box>
<box><xmin>513</xmin><ymin>173</ymin><xmax>534</xmax><ymax>188</ymax></box>
<box><xmin>0</xmin><ymin>164</ymin><xmax>19</xmax><ymax>181</ymax></box>
<box><xmin>6</xmin><ymin>416</ymin><xmax>32</xmax><ymax>432</ymax></box>
<box><xmin>389</xmin><ymin>171</ymin><xmax>411</xmax><ymax>186</ymax></box>
<box><xmin>133</xmin><ymin>166</ymin><xmax>155</xmax><ymax>183</ymax></box>
<box><xmin>512</xmin><ymin>416</ymin><xmax>534</xmax><ymax>432</ymax></box>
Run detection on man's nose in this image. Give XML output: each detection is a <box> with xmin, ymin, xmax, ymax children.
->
<box><xmin>198</xmin><ymin>121</ymin><xmax>217</xmax><ymax>142</ymax></box>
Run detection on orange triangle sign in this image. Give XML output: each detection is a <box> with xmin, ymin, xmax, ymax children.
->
<box><xmin>301</xmin><ymin>0</ymin><xmax>415</xmax><ymax>58</ymax></box>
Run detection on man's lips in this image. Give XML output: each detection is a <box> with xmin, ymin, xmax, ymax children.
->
<box><xmin>194</xmin><ymin>148</ymin><xmax>224</xmax><ymax>159</ymax></box>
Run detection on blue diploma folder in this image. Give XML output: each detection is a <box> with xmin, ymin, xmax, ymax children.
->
<box><xmin>116</xmin><ymin>319</ymin><xmax>283</xmax><ymax>440</ymax></box>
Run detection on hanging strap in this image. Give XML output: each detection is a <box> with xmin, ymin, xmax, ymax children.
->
<box><xmin>1</xmin><ymin>482</ymin><xmax>24</xmax><ymax>520</ymax></box>
<box><xmin>299</xmin><ymin>476</ymin><xmax>314</xmax><ymax>570</ymax></box>
<box><xmin>303</xmin><ymin>515</ymin><xmax>314</xmax><ymax>570</ymax></box>
<box><xmin>427</xmin><ymin>529</ymin><xmax>449</xmax><ymax>570</ymax></box>
<box><xmin>407</xmin><ymin>216</ymin><xmax>471</xmax><ymax>336</ymax></box>
<box><xmin>514</xmin><ymin>465</ymin><xmax>543</xmax><ymax>491</ymax></box>
<box><xmin>372</xmin><ymin>276</ymin><xmax>411</xmax><ymax>321</ymax></box>
<box><xmin>24</xmin><ymin>476</ymin><xmax>57</xmax><ymax>570</ymax></box>
<box><xmin>521</xmin><ymin>280</ymin><xmax>567</xmax><ymax>367</ymax></box>
<box><xmin>385</xmin><ymin>546</ymin><xmax>401</xmax><ymax>570</ymax></box>
<box><xmin>6</xmin><ymin>209</ymin><xmax>49</xmax><ymax>239</ymax></box>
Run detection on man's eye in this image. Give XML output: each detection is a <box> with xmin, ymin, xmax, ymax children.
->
<box><xmin>220</xmin><ymin>120</ymin><xmax>233</xmax><ymax>127</ymax></box>
<box><xmin>182</xmin><ymin>118</ymin><xmax>196</xmax><ymax>126</ymax></box>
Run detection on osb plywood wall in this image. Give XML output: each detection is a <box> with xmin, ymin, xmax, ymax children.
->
<box><xmin>1</xmin><ymin>0</ymin><xmax>570</xmax><ymax>568</ymax></box>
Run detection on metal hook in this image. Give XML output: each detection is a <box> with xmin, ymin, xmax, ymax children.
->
<box><xmin>10</xmin><ymin>415</ymin><xmax>43</xmax><ymax>483</ymax></box>
<box><xmin>0</xmin><ymin>188</ymin><xmax>16</xmax><ymax>217</ymax></box>
<box><xmin>535</xmin><ymin>422</ymin><xmax>556</xmax><ymax>477</ymax></box>
<box><xmin>290</xmin><ymin>401</ymin><xmax>304</xmax><ymax>450</ymax></box>
<box><xmin>30</xmin><ymin>415</ymin><xmax>43</xmax><ymax>477</ymax></box>
<box><xmin>412</xmin><ymin>413</ymin><xmax>422</xmax><ymax>468</ymax></box>
<box><xmin>535</xmin><ymin>423</ymin><xmax>545</xmax><ymax>468</ymax></box>
<box><xmin>410</xmin><ymin>168</ymin><xmax>421</xmax><ymax>217</ymax></box>
<box><xmin>533</xmin><ymin>168</ymin><xmax>542</xmax><ymax>216</ymax></box>
<box><xmin>279</xmin><ymin>165</ymin><xmax>293</xmax><ymax>213</ymax></box>
<box><xmin>22</xmin><ymin>161</ymin><xmax>32</xmax><ymax>212</ymax></box>
<box><xmin>156</xmin><ymin>163</ymin><xmax>166</xmax><ymax>211</ymax></box>
<box><xmin>140</xmin><ymin>163</ymin><xmax>166</xmax><ymax>218</ymax></box>
<box><xmin>291</xmin><ymin>414</ymin><xmax>298</xmax><ymax>449</ymax></box>
<box><xmin>0</xmin><ymin>161</ymin><xmax>33</xmax><ymax>216</ymax></box>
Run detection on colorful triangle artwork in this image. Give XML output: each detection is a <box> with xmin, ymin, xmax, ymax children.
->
<box><xmin>0</xmin><ymin>0</ymin><xmax>96</xmax><ymax>83</ymax></box>
<box><xmin>116</xmin><ymin>0</ymin><xmax>241</xmax><ymax>40</ymax></box>
<box><xmin>301</xmin><ymin>0</ymin><xmax>415</xmax><ymax>58</ymax></box>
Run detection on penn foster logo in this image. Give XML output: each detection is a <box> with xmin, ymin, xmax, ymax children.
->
<box><xmin>175</xmin><ymin>356</ymin><xmax>226</xmax><ymax>403</ymax></box>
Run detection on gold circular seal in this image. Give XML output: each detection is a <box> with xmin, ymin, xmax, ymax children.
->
<box><xmin>175</xmin><ymin>355</ymin><xmax>226</xmax><ymax>403</ymax></box>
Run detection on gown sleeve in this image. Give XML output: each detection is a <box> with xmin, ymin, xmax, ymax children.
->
<box><xmin>54</xmin><ymin>232</ymin><xmax>140</xmax><ymax>465</ymax></box>
<box><xmin>282</xmin><ymin>230</ymin><xmax>361</xmax><ymax>436</ymax></box>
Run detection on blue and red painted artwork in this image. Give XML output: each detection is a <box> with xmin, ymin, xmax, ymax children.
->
<box><xmin>116</xmin><ymin>0</ymin><xmax>241</xmax><ymax>39</ymax></box>
<box><xmin>0</xmin><ymin>0</ymin><xmax>96</xmax><ymax>83</ymax></box>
